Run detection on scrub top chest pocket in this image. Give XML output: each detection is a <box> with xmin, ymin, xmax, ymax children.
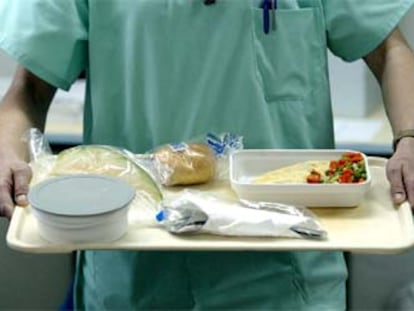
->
<box><xmin>252</xmin><ymin>7</ymin><xmax>325</xmax><ymax>103</ymax></box>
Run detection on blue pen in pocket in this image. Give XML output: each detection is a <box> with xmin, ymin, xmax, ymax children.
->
<box><xmin>262</xmin><ymin>0</ymin><xmax>270</xmax><ymax>34</ymax></box>
<box><xmin>262</xmin><ymin>0</ymin><xmax>277</xmax><ymax>34</ymax></box>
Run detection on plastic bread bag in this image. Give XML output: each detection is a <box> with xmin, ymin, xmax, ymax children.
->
<box><xmin>205</xmin><ymin>132</ymin><xmax>243</xmax><ymax>181</ymax></box>
<box><xmin>24</xmin><ymin>128</ymin><xmax>163</xmax><ymax>216</ymax></box>
<box><xmin>21</xmin><ymin>128</ymin><xmax>56</xmax><ymax>184</ymax></box>
<box><xmin>156</xmin><ymin>190</ymin><xmax>327</xmax><ymax>240</ymax></box>
<box><xmin>146</xmin><ymin>132</ymin><xmax>243</xmax><ymax>187</ymax></box>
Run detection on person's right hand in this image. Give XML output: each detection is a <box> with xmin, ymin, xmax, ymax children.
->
<box><xmin>0</xmin><ymin>66</ymin><xmax>56</xmax><ymax>220</ymax></box>
<box><xmin>0</xmin><ymin>150</ymin><xmax>32</xmax><ymax>219</ymax></box>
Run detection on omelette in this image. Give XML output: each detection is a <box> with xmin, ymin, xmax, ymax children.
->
<box><xmin>252</xmin><ymin>160</ymin><xmax>331</xmax><ymax>184</ymax></box>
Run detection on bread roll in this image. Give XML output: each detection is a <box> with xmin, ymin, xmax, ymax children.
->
<box><xmin>154</xmin><ymin>143</ymin><xmax>216</xmax><ymax>186</ymax></box>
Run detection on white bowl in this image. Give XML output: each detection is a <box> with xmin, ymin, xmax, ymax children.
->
<box><xmin>31</xmin><ymin>207</ymin><xmax>129</xmax><ymax>243</ymax></box>
<box><xmin>28</xmin><ymin>174</ymin><xmax>136</xmax><ymax>243</ymax></box>
<box><xmin>229</xmin><ymin>149</ymin><xmax>371</xmax><ymax>207</ymax></box>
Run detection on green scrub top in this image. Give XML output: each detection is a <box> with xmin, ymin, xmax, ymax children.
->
<box><xmin>1</xmin><ymin>0</ymin><xmax>413</xmax><ymax>309</ymax></box>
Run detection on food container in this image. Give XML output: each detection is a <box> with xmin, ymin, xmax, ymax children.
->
<box><xmin>229</xmin><ymin>149</ymin><xmax>371</xmax><ymax>207</ymax></box>
<box><xmin>28</xmin><ymin>174</ymin><xmax>136</xmax><ymax>243</ymax></box>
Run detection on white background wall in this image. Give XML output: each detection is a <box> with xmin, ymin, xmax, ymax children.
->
<box><xmin>0</xmin><ymin>48</ymin><xmax>15</xmax><ymax>75</ymax></box>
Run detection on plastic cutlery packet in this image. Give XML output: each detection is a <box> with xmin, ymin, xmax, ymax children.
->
<box><xmin>156</xmin><ymin>190</ymin><xmax>327</xmax><ymax>240</ymax></box>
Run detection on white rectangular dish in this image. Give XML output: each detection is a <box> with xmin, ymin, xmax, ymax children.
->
<box><xmin>5</xmin><ymin>157</ymin><xmax>414</xmax><ymax>254</ymax></box>
<box><xmin>230</xmin><ymin>149</ymin><xmax>371</xmax><ymax>207</ymax></box>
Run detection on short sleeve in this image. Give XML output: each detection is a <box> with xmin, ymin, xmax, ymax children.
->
<box><xmin>0</xmin><ymin>0</ymin><xmax>88</xmax><ymax>90</ymax></box>
<box><xmin>323</xmin><ymin>0</ymin><xmax>414</xmax><ymax>62</ymax></box>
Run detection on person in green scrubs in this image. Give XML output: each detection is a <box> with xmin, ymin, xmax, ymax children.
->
<box><xmin>1</xmin><ymin>0</ymin><xmax>414</xmax><ymax>309</ymax></box>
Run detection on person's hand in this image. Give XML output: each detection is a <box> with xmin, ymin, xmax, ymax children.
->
<box><xmin>386</xmin><ymin>137</ymin><xmax>414</xmax><ymax>208</ymax></box>
<box><xmin>0</xmin><ymin>150</ymin><xmax>32</xmax><ymax>219</ymax></box>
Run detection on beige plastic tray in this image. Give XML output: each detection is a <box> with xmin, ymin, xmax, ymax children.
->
<box><xmin>6</xmin><ymin>157</ymin><xmax>414</xmax><ymax>254</ymax></box>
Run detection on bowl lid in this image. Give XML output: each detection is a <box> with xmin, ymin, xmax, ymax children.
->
<box><xmin>28</xmin><ymin>174</ymin><xmax>136</xmax><ymax>216</ymax></box>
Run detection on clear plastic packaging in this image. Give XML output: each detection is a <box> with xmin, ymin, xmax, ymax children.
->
<box><xmin>26</xmin><ymin>128</ymin><xmax>162</xmax><ymax>214</ymax></box>
<box><xmin>156</xmin><ymin>190</ymin><xmax>327</xmax><ymax>240</ymax></box>
<box><xmin>206</xmin><ymin>132</ymin><xmax>244</xmax><ymax>180</ymax></box>
<box><xmin>150</xmin><ymin>133</ymin><xmax>243</xmax><ymax>186</ymax></box>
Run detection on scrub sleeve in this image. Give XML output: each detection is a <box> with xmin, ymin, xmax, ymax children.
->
<box><xmin>0</xmin><ymin>0</ymin><xmax>413</xmax><ymax>310</ymax></box>
<box><xmin>323</xmin><ymin>0</ymin><xmax>414</xmax><ymax>61</ymax></box>
<box><xmin>0</xmin><ymin>0</ymin><xmax>88</xmax><ymax>90</ymax></box>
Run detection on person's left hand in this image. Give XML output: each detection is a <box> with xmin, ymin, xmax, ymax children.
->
<box><xmin>386</xmin><ymin>137</ymin><xmax>414</xmax><ymax>208</ymax></box>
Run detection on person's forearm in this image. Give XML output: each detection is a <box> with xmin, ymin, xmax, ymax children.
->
<box><xmin>364</xmin><ymin>29</ymin><xmax>414</xmax><ymax>136</ymax></box>
<box><xmin>0</xmin><ymin>66</ymin><xmax>55</xmax><ymax>160</ymax></box>
<box><xmin>0</xmin><ymin>91</ymin><xmax>46</xmax><ymax>159</ymax></box>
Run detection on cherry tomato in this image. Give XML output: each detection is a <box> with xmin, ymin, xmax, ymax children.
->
<box><xmin>307</xmin><ymin>174</ymin><xmax>321</xmax><ymax>183</ymax></box>
<box><xmin>306</xmin><ymin>170</ymin><xmax>322</xmax><ymax>183</ymax></box>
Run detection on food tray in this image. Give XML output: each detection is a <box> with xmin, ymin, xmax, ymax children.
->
<box><xmin>6</xmin><ymin>157</ymin><xmax>414</xmax><ymax>254</ymax></box>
